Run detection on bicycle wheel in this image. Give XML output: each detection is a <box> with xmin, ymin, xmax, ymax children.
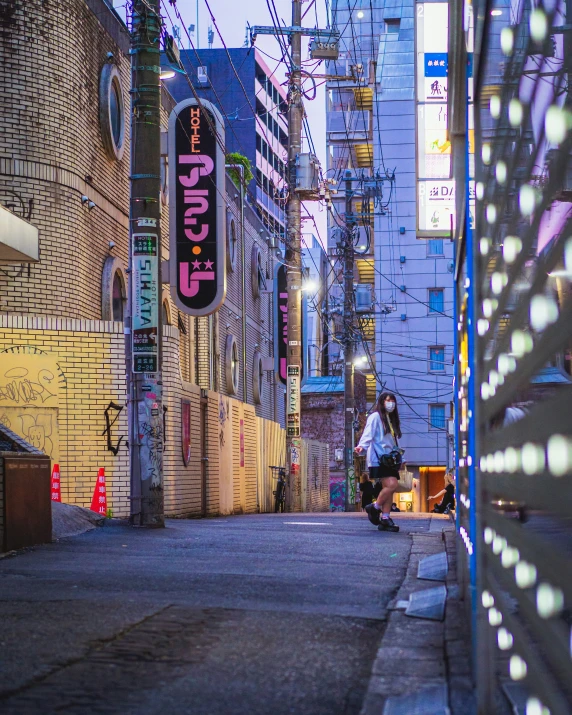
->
<box><xmin>274</xmin><ymin>482</ymin><xmax>285</xmax><ymax>513</ymax></box>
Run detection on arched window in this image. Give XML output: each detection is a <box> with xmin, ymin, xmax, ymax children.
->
<box><xmin>251</xmin><ymin>244</ymin><xmax>266</xmax><ymax>298</ymax></box>
<box><xmin>162</xmin><ymin>300</ymin><xmax>170</xmax><ymax>325</ymax></box>
<box><xmin>253</xmin><ymin>351</ymin><xmax>264</xmax><ymax>404</ymax></box>
<box><xmin>101</xmin><ymin>256</ymin><xmax>127</xmax><ymax>322</ymax></box>
<box><xmin>112</xmin><ymin>270</ymin><xmax>125</xmax><ymax>321</ymax></box>
<box><xmin>227</xmin><ymin>211</ymin><xmax>238</xmax><ymax>272</ymax></box>
<box><xmin>225</xmin><ymin>334</ymin><xmax>239</xmax><ymax>395</ymax></box>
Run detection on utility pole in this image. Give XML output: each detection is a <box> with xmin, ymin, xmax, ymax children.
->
<box><xmin>343</xmin><ymin>170</ymin><xmax>355</xmax><ymax>512</ymax></box>
<box><xmin>128</xmin><ymin>0</ymin><xmax>164</xmax><ymax>527</ymax></box>
<box><xmin>285</xmin><ymin>0</ymin><xmax>303</xmax><ymax>511</ymax></box>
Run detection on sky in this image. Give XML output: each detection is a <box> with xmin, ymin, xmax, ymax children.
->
<box><xmin>114</xmin><ymin>0</ymin><xmax>329</xmax><ymax>246</ymax></box>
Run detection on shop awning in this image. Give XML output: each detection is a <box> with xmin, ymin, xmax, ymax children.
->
<box><xmin>0</xmin><ymin>204</ymin><xmax>39</xmax><ymax>263</ymax></box>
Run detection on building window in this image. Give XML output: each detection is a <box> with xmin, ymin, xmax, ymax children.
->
<box><xmin>225</xmin><ymin>335</ymin><xmax>239</xmax><ymax>395</ymax></box>
<box><xmin>101</xmin><ymin>256</ymin><xmax>127</xmax><ymax>321</ymax></box>
<box><xmin>251</xmin><ymin>244</ymin><xmax>265</xmax><ymax>298</ymax></box>
<box><xmin>429</xmin><ymin>346</ymin><xmax>445</xmax><ymax>372</ymax></box>
<box><xmin>99</xmin><ymin>64</ymin><xmax>125</xmax><ymax>161</ymax></box>
<box><xmin>227</xmin><ymin>211</ymin><xmax>238</xmax><ymax>272</ymax></box>
<box><xmin>429</xmin><ymin>404</ymin><xmax>446</xmax><ymax>430</ymax></box>
<box><xmin>428</xmin><ymin>288</ymin><xmax>444</xmax><ymax>313</ymax></box>
<box><xmin>428</xmin><ymin>239</ymin><xmax>444</xmax><ymax>255</ymax></box>
<box><xmin>253</xmin><ymin>351</ymin><xmax>263</xmax><ymax>404</ymax></box>
<box><xmin>162</xmin><ymin>300</ymin><xmax>171</xmax><ymax>326</ymax></box>
<box><xmin>112</xmin><ymin>271</ymin><xmax>125</xmax><ymax>321</ymax></box>
<box><xmin>386</xmin><ymin>18</ymin><xmax>400</xmax><ymax>33</ymax></box>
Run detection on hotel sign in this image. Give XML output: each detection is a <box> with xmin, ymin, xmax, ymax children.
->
<box><xmin>168</xmin><ymin>98</ymin><xmax>226</xmax><ymax>315</ymax></box>
<box><xmin>132</xmin><ymin>232</ymin><xmax>159</xmax><ymax>373</ymax></box>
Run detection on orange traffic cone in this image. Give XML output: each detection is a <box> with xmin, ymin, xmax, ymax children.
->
<box><xmin>51</xmin><ymin>463</ymin><xmax>61</xmax><ymax>502</ymax></box>
<box><xmin>90</xmin><ymin>468</ymin><xmax>107</xmax><ymax>515</ymax></box>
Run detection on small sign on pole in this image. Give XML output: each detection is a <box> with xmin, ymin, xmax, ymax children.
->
<box><xmin>132</xmin><ymin>233</ymin><xmax>159</xmax><ymax>373</ymax></box>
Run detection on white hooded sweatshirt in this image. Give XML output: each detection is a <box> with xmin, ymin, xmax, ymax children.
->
<box><xmin>357</xmin><ymin>411</ymin><xmax>396</xmax><ymax>468</ymax></box>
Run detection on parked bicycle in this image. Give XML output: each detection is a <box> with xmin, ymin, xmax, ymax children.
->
<box><xmin>269</xmin><ymin>465</ymin><xmax>287</xmax><ymax>513</ymax></box>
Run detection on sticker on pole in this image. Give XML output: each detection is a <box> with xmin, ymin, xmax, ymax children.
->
<box><xmin>168</xmin><ymin>98</ymin><xmax>226</xmax><ymax>316</ymax></box>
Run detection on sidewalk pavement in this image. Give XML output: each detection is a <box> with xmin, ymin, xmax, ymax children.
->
<box><xmin>360</xmin><ymin>513</ymin><xmax>476</xmax><ymax>715</ymax></box>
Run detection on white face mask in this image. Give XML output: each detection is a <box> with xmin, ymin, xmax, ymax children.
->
<box><xmin>385</xmin><ymin>401</ymin><xmax>396</xmax><ymax>413</ymax></box>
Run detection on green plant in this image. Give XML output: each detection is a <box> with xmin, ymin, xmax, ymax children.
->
<box><xmin>226</xmin><ymin>152</ymin><xmax>253</xmax><ymax>188</ymax></box>
<box><xmin>106</xmin><ymin>507</ymin><xmax>113</xmax><ymax>519</ymax></box>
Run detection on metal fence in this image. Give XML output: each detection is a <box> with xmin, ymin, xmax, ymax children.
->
<box><xmin>452</xmin><ymin>0</ymin><xmax>572</xmax><ymax>711</ymax></box>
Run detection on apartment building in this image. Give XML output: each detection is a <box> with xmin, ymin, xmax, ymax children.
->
<box><xmin>326</xmin><ymin>0</ymin><xmax>454</xmax><ymax>497</ymax></box>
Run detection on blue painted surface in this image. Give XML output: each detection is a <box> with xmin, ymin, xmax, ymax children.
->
<box><xmin>163</xmin><ymin>48</ymin><xmax>286</xmax><ymax>225</ymax></box>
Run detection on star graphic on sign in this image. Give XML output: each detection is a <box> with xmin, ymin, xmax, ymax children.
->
<box><xmin>204</xmin><ymin>259</ymin><xmax>214</xmax><ymax>270</ymax></box>
<box><xmin>191</xmin><ymin>260</ymin><xmax>202</xmax><ymax>270</ymax></box>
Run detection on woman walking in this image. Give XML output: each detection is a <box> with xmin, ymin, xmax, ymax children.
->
<box><xmin>354</xmin><ymin>392</ymin><xmax>403</xmax><ymax>532</ymax></box>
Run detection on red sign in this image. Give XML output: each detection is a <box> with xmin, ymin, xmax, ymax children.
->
<box><xmin>169</xmin><ymin>98</ymin><xmax>226</xmax><ymax>316</ymax></box>
<box><xmin>240</xmin><ymin>418</ymin><xmax>245</xmax><ymax>467</ymax></box>
<box><xmin>90</xmin><ymin>468</ymin><xmax>107</xmax><ymax>515</ymax></box>
<box><xmin>181</xmin><ymin>398</ymin><xmax>191</xmax><ymax>466</ymax></box>
<box><xmin>51</xmin><ymin>463</ymin><xmax>61</xmax><ymax>502</ymax></box>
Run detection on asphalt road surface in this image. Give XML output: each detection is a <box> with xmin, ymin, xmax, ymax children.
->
<box><xmin>0</xmin><ymin>512</ymin><xmax>431</xmax><ymax>714</ymax></box>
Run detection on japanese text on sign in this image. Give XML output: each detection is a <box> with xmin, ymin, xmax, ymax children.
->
<box><xmin>169</xmin><ymin>99</ymin><xmax>226</xmax><ymax>316</ymax></box>
<box><xmin>132</xmin><ymin>233</ymin><xmax>159</xmax><ymax>373</ymax></box>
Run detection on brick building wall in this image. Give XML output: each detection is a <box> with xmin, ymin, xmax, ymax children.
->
<box><xmin>301</xmin><ymin>373</ymin><xmax>367</xmax><ymax>509</ymax></box>
<box><xmin>0</xmin><ymin>0</ymin><xmax>289</xmax><ymax>520</ymax></box>
<box><xmin>0</xmin><ymin>0</ymin><xmax>131</xmax><ymax>319</ymax></box>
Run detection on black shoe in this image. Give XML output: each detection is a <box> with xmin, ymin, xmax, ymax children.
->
<box><xmin>378</xmin><ymin>516</ymin><xmax>399</xmax><ymax>532</ymax></box>
<box><xmin>365</xmin><ymin>503</ymin><xmax>381</xmax><ymax>525</ymax></box>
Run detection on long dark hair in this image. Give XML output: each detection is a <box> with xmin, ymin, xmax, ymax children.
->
<box><xmin>376</xmin><ymin>391</ymin><xmax>402</xmax><ymax>440</ymax></box>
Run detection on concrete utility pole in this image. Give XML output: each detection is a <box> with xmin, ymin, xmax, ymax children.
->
<box><xmin>128</xmin><ymin>0</ymin><xmax>164</xmax><ymax>527</ymax></box>
<box><xmin>343</xmin><ymin>171</ymin><xmax>355</xmax><ymax>512</ymax></box>
<box><xmin>285</xmin><ymin>0</ymin><xmax>304</xmax><ymax>511</ymax></box>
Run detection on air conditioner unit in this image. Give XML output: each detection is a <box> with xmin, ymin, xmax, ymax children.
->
<box><xmin>197</xmin><ymin>66</ymin><xmax>208</xmax><ymax>84</ymax></box>
<box><xmin>355</xmin><ymin>284</ymin><xmax>373</xmax><ymax>313</ymax></box>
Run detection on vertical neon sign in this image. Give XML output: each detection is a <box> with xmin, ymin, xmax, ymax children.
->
<box><xmin>168</xmin><ymin>98</ymin><xmax>226</xmax><ymax>315</ymax></box>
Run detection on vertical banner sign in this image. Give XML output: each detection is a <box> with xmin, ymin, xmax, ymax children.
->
<box><xmin>132</xmin><ymin>233</ymin><xmax>159</xmax><ymax>372</ymax></box>
<box><xmin>169</xmin><ymin>98</ymin><xmax>226</xmax><ymax>316</ymax></box>
<box><xmin>181</xmin><ymin>398</ymin><xmax>191</xmax><ymax>466</ymax></box>
<box><xmin>274</xmin><ymin>264</ymin><xmax>306</xmax><ymax>385</ymax></box>
<box><xmin>287</xmin><ymin>365</ymin><xmax>300</xmax><ymax>437</ymax></box>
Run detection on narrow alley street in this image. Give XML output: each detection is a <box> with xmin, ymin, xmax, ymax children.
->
<box><xmin>0</xmin><ymin>513</ymin><xmax>455</xmax><ymax>714</ymax></box>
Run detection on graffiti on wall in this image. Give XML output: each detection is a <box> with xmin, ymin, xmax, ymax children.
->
<box><xmin>330</xmin><ymin>476</ymin><xmax>345</xmax><ymax>512</ymax></box>
<box><xmin>218</xmin><ymin>395</ymin><xmax>233</xmax><ymax>514</ymax></box>
<box><xmin>0</xmin><ymin>361</ymin><xmax>59</xmax><ymax>407</ymax></box>
<box><xmin>0</xmin><ymin>355</ymin><xmax>61</xmax><ymax>462</ymax></box>
<box><xmin>102</xmin><ymin>401</ymin><xmax>125</xmax><ymax>456</ymax></box>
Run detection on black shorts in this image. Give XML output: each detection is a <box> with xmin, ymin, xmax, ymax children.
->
<box><xmin>369</xmin><ymin>465</ymin><xmax>400</xmax><ymax>481</ymax></box>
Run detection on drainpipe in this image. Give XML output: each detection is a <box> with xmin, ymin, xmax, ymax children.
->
<box><xmin>226</xmin><ymin>164</ymin><xmax>247</xmax><ymax>401</ymax></box>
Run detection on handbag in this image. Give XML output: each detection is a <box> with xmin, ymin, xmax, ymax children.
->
<box><xmin>395</xmin><ymin>466</ymin><xmax>413</xmax><ymax>493</ymax></box>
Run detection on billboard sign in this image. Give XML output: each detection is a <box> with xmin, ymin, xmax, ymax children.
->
<box><xmin>416</xmin><ymin>2</ymin><xmax>454</xmax><ymax>235</ymax></box>
<box><xmin>168</xmin><ymin>98</ymin><xmax>226</xmax><ymax>315</ymax></box>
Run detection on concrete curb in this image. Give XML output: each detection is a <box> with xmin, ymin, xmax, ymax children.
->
<box><xmin>360</xmin><ymin>516</ymin><xmax>475</xmax><ymax>715</ymax></box>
